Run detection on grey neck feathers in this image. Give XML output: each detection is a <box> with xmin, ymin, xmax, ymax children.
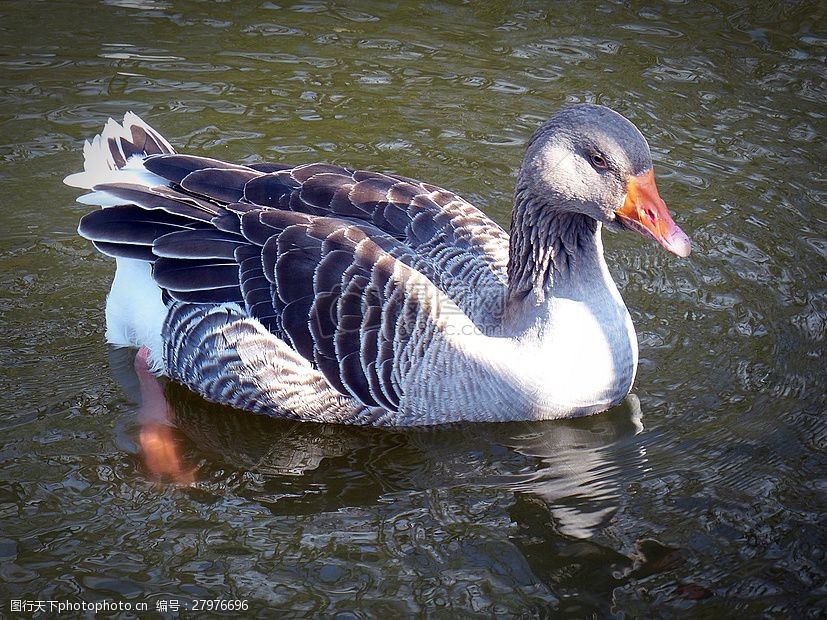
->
<box><xmin>507</xmin><ymin>188</ymin><xmax>599</xmax><ymax>304</ymax></box>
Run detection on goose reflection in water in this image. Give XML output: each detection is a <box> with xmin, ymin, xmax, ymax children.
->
<box><xmin>109</xmin><ymin>346</ymin><xmax>646</xmax><ymax>531</ymax></box>
<box><xmin>107</xmin><ymin>346</ymin><xmax>704</xmax><ymax>608</ymax></box>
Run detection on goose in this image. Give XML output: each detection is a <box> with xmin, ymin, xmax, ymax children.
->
<box><xmin>65</xmin><ymin>105</ymin><xmax>690</xmax><ymax>426</ymax></box>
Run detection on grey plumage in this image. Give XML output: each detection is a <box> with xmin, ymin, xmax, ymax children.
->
<box><xmin>68</xmin><ymin>105</ymin><xmax>690</xmax><ymax>425</ymax></box>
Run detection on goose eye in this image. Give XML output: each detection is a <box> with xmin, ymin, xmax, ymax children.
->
<box><xmin>589</xmin><ymin>151</ymin><xmax>608</xmax><ymax>170</ymax></box>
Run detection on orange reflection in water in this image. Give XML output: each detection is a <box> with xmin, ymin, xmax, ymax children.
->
<box><xmin>134</xmin><ymin>347</ymin><xmax>195</xmax><ymax>484</ymax></box>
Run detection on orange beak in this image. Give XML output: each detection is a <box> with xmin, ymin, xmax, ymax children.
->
<box><xmin>616</xmin><ymin>168</ymin><xmax>691</xmax><ymax>257</ymax></box>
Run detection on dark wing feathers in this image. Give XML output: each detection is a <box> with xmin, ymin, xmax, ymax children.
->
<box><xmin>153</xmin><ymin>259</ymin><xmax>240</xmax><ymax>292</ymax></box>
<box><xmin>230</xmin><ymin>210</ymin><xmax>425</xmax><ymax>408</ymax></box>
<box><xmin>82</xmin><ymin>149</ymin><xmax>510</xmax><ymax>409</ymax></box>
<box><xmin>290</xmin><ymin>162</ymin><xmax>348</xmax><ymax>183</ymax></box>
<box><xmin>212</xmin><ymin>202</ymin><xmax>258</xmax><ymax>234</ymax></box>
<box><xmin>180</xmin><ymin>168</ymin><xmax>262</xmax><ymax>204</ymax></box>
<box><xmin>244</xmin><ymin>166</ymin><xmax>508</xmax><ymax>324</ymax></box>
<box><xmin>153</xmin><ymin>229</ymin><xmax>245</xmax><ymax>260</ymax></box>
<box><xmin>275</xmin><ymin>230</ymin><xmax>320</xmax><ymax>302</ymax></box>
<box><xmin>143</xmin><ymin>154</ymin><xmax>252</xmax><ymax>185</ymax></box>
<box><xmin>299</xmin><ymin>172</ymin><xmax>353</xmax><ymax>211</ymax></box>
<box><xmin>246</xmin><ymin>162</ymin><xmax>293</xmax><ymax>173</ymax></box>
<box><xmin>280</xmin><ymin>297</ymin><xmax>317</xmax><ymax>360</ymax></box>
<box><xmin>236</xmin><ymin>244</ymin><xmax>280</xmax><ymax>333</ymax></box>
<box><xmin>242</xmin><ymin>173</ymin><xmax>299</xmax><ymax>208</ymax></box>
<box><xmin>92</xmin><ymin>240</ymin><xmax>157</xmax><ymax>261</ymax></box>
<box><xmin>335</xmin><ymin>271</ymin><xmax>376</xmax><ymax>405</ymax></box>
<box><xmin>79</xmin><ymin>205</ymin><xmax>198</xmax><ymax>248</ymax></box>
<box><xmin>168</xmin><ymin>286</ymin><xmax>245</xmax><ymax>304</ymax></box>
<box><xmin>92</xmin><ymin>183</ymin><xmax>218</xmax><ymax>221</ymax></box>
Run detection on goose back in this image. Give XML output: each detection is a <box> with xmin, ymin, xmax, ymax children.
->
<box><xmin>141</xmin><ymin>154</ymin><xmax>511</xmax><ymax>326</ymax></box>
<box><xmin>75</xmin><ymin>123</ymin><xmax>516</xmax><ymax>422</ymax></box>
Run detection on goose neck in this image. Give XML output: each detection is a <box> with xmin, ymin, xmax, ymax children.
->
<box><xmin>506</xmin><ymin>197</ymin><xmax>603</xmax><ymax>304</ymax></box>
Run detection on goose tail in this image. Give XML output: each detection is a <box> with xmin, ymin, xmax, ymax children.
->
<box><xmin>63</xmin><ymin>112</ymin><xmax>175</xmax><ymax>193</ymax></box>
<box><xmin>65</xmin><ymin>113</ymin><xmax>177</xmax><ymax>369</ymax></box>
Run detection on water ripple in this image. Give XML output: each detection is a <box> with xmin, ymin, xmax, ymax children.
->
<box><xmin>1</xmin><ymin>0</ymin><xmax>825</xmax><ymax>615</ymax></box>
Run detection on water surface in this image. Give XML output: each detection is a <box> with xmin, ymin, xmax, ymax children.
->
<box><xmin>1</xmin><ymin>0</ymin><xmax>825</xmax><ymax>616</ymax></box>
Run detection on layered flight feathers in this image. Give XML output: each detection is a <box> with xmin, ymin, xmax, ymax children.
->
<box><xmin>74</xmin><ymin>113</ymin><xmax>511</xmax><ymax>413</ymax></box>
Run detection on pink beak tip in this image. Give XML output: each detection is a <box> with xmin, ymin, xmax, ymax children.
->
<box><xmin>665</xmin><ymin>226</ymin><xmax>692</xmax><ymax>258</ymax></box>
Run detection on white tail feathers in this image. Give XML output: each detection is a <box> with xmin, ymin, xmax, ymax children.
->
<box><xmin>67</xmin><ymin>112</ymin><xmax>177</xmax><ymax>362</ymax></box>
<box><xmin>105</xmin><ymin>257</ymin><xmax>167</xmax><ymax>371</ymax></box>
<box><xmin>63</xmin><ymin>112</ymin><xmax>175</xmax><ymax>191</ymax></box>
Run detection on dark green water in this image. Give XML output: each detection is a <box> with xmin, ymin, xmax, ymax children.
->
<box><xmin>1</xmin><ymin>0</ymin><xmax>825</xmax><ymax>616</ymax></box>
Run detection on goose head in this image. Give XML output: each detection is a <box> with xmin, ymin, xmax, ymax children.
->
<box><xmin>516</xmin><ymin>103</ymin><xmax>691</xmax><ymax>258</ymax></box>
